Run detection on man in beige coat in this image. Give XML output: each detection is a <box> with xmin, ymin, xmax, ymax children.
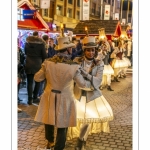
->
<box><xmin>34</xmin><ymin>36</ymin><xmax>94</xmax><ymax>150</ymax></box>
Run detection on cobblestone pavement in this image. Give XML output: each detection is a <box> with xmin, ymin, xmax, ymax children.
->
<box><xmin>18</xmin><ymin>72</ymin><xmax>132</xmax><ymax>150</ymax></box>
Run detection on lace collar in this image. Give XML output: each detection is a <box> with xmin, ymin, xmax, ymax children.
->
<box><xmin>84</xmin><ymin>57</ymin><xmax>93</xmax><ymax>65</ymax></box>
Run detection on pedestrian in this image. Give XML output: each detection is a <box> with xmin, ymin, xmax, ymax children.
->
<box><xmin>110</xmin><ymin>40</ymin><xmax>128</xmax><ymax>81</ymax></box>
<box><xmin>18</xmin><ymin>38</ymin><xmax>26</xmax><ymax>102</ymax></box>
<box><xmin>34</xmin><ymin>36</ymin><xmax>94</xmax><ymax>150</ymax></box>
<box><xmin>47</xmin><ymin>38</ymin><xmax>56</xmax><ymax>58</ymax></box>
<box><xmin>127</xmin><ymin>37</ymin><xmax>132</xmax><ymax>66</ymax></box>
<box><xmin>71</xmin><ymin>38</ymin><xmax>83</xmax><ymax>60</ymax></box>
<box><xmin>24</xmin><ymin>31</ymin><xmax>47</xmax><ymax>105</ymax></box>
<box><xmin>107</xmin><ymin>40</ymin><xmax>115</xmax><ymax>64</ymax></box>
<box><xmin>69</xmin><ymin>36</ymin><xmax>114</xmax><ymax>150</ymax></box>
<box><xmin>97</xmin><ymin>41</ymin><xmax>114</xmax><ymax>91</ymax></box>
<box><xmin>42</xmin><ymin>34</ymin><xmax>49</xmax><ymax>55</ymax></box>
<box><xmin>37</xmin><ymin>34</ymin><xmax>49</xmax><ymax>99</ymax></box>
<box><xmin>120</xmin><ymin>41</ymin><xmax>131</xmax><ymax>78</ymax></box>
<box><xmin>17</xmin><ymin>43</ymin><xmax>22</xmax><ymax>113</ymax></box>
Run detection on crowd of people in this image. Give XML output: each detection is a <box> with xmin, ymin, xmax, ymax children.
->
<box><xmin>17</xmin><ymin>30</ymin><xmax>132</xmax><ymax>150</ymax></box>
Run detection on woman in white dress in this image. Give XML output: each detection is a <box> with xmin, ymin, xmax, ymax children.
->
<box><xmin>68</xmin><ymin>36</ymin><xmax>114</xmax><ymax>150</ymax></box>
<box><xmin>97</xmin><ymin>41</ymin><xmax>114</xmax><ymax>91</ymax></box>
<box><xmin>120</xmin><ymin>41</ymin><xmax>131</xmax><ymax>78</ymax></box>
<box><xmin>110</xmin><ymin>41</ymin><xmax>129</xmax><ymax>82</ymax></box>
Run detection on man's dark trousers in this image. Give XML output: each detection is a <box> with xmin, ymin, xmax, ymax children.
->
<box><xmin>26</xmin><ymin>74</ymin><xmax>40</xmax><ymax>102</ymax></box>
<box><xmin>45</xmin><ymin>124</ymin><xmax>68</xmax><ymax>150</ymax></box>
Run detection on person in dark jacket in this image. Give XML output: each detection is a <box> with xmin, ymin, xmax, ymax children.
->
<box><xmin>24</xmin><ymin>31</ymin><xmax>47</xmax><ymax>105</ymax></box>
<box><xmin>47</xmin><ymin>38</ymin><xmax>56</xmax><ymax>58</ymax></box>
<box><xmin>38</xmin><ymin>34</ymin><xmax>49</xmax><ymax>98</ymax></box>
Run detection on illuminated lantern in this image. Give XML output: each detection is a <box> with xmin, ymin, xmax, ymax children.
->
<box><xmin>98</xmin><ymin>28</ymin><xmax>107</xmax><ymax>41</ymax></box>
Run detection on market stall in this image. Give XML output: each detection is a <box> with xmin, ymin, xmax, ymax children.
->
<box><xmin>17</xmin><ymin>0</ymin><xmax>60</xmax><ymax>49</ymax></box>
<box><xmin>73</xmin><ymin>20</ymin><xmax>122</xmax><ymax>40</ymax></box>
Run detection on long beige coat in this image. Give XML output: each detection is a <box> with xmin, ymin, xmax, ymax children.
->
<box><xmin>34</xmin><ymin>60</ymin><xmax>93</xmax><ymax>128</ymax></box>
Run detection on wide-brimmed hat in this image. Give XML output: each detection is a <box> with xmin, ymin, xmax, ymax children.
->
<box><xmin>82</xmin><ymin>36</ymin><xmax>97</xmax><ymax>50</ymax></box>
<box><xmin>55</xmin><ymin>37</ymin><xmax>75</xmax><ymax>51</ymax></box>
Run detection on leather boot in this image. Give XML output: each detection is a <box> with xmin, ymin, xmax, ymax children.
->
<box><xmin>75</xmin><ymin>138</ymin><xmax>86</xmax><ymax>150</ymax></box>
<box><xmin>123</xmin><ymin>74</ymin><xmax>126</xmax><ymax>78</ymax></box>
<box><xmin>46</xmin><ymin>141</ymin><xmax>55</xmax><ymax>149</ymax></box>
<box><xmin>100</xmin><ymin>85</ymin><xmax>103</xmax><ymax>90</ymax></box>
<box><xmin>27</xmin><ymin>99</ymin><xmax>32</xmax><ymax>105</ymax></box>
<box><xmin>115</xmin><ymin>77</ymin><xmax>120</xmax><ymax>82</ymax></box>
<box><xmin>107</xmin><ymin>86</ymin><xmax>114</xmax><ymax>91</ymax></box>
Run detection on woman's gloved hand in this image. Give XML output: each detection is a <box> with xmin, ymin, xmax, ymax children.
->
<box><xmin>79</xmin><ymin>67</ymin><xmax>92</xmax><ymax>81</ymax></box>
<box><xmin>79</xmin><ymin>68</ymin><xmax>88</xmax><ymax>77</ymax></box>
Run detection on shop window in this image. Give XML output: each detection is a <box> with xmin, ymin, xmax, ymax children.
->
<box><xmin>43</xmin><ymin>9</ymin><xmax>49</xmax><ymax>17</ymax></box>
<box><xmin>117</xmin><ymin>0</ymin><xmax>120</xmax><ymax>9</ymax></box>
<box><xmin>67</xmin><ymin>8</ymin><xmax>72</xmax><ymax>18</ymax></box>
<box><xmin>31</xmin><ymin>0</ymin><xmax>37</xmax><ymax>4</ymax></box>
<box><xmin>76</xmin><ymin>11</ymin><xmax>80</xmax><ymax>20</ymax></box>
<box><xmin>108</xmin><ymin>0</ymin><xmax>111</xmax><ymax>4</ymax></box>
<box><xmin>68</xmin><ymin>0</ymin><xmax>73</xmax><ymax>4</ymax></box>
<box><xmin>17</xmin><ymin>8</ymin><xmax>24</xmax><ymax>21</ymax></box>
<box><xmin>31</xmin><ymin>0</ymin><xmax>39</xmax><ymax>8</ymax></box>
<box><xmin>91</xmin><ymin>3</ymin><xmax>96</xmax><ymax>15</ymax></box>
<box><xmin>77</xmin><ymin>0</ymin><xmax>80</xmax><ymax>7</ymax></box>
<box><xmin>56</xmin><ymin>5</ymin><xmax>63</xmax><ymax>15</ymax></box>
<box><xmin>112</xmin><ymin>0</ymin><xmax>114</xmax><ymax>6</ymax></box>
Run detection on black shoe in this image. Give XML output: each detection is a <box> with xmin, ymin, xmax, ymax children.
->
<box><xmin>123</xmin><ymin>75</ymin><xmax>126</xmax><ymax>78</ymax></box>
<box><xmin>28</xmin><ymin>101</ymin><xmax>32</xmax><ymax>105</ymax></box>
<box><xmin>75</xmin><ymin>138</ymin><xmax>86</xmax><ymax>150</ymax></box>
<box><xmin>116</xmin><ymin>79</ymin><xmax>120</xmax><ymax>82</ymax></box>
<box><xmin>114</xmin><ymin>77</ymin><xmax>120</xmax><ymax>82</ymax></box>
<box><xmin>18</xmin><ymin>97</ymin><xmax>23</xmax><ymax>101</ymax></box>
<box><xmin>33</xmin><ymin>98</ymin><xmax>40</xmax><ymax>103</ymax></box>
<box><xmin>107</xmin><ymin>86</ymin><xmax>114</xmax><ymax>91</ymax></box>
<box><xmin>100</xmin><ymin>86</ymin><xmax>103</xmax><ymax>90</ymax></box>
<box><xmin>118</xmin><ymin>75</ymin><xmax>121</xmax><ymax>78</ymax></box>
<box><xmin>111</xmin><ymin>79</ymin><xmax>115</xmax><ymax>82</ymax></box>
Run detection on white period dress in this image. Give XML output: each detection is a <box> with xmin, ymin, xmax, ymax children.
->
<box><xmin>122</xmin><ymin>57</ymin><xmax>131</xmax><ymax>67</ymax></box>
<box><xmin>67</xmin><ymin>59</ymin><xmax>114</xmax><ymax>140</ymax></box>
<box><xmin>112</xmin><ymin>48</ymin><xmax>129</xmax><ymax>69</ymax></box>
<box><xmin>97</xmin><ymin>51</ymin><xmax>114</xmax><ymax>75</ymax></box>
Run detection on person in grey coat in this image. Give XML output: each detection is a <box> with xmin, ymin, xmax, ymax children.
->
<box><xmin>34</xmin><ymin>36</ymin><xmax>94</xmax><ymax>150</ymax></box>
<box><xmin>24</xmin><ymin>31</ymin><xmax>47</xmax><ymax>105</ymax></box>
<box><xmin>70</xmin><ymin>36</ymin><xmax>114</xmax><ymax>150</ymax></box>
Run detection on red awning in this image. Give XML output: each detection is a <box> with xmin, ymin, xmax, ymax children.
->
<box><xmin>18</xmin><ymin>0</ymin><xmax>50</xmax><ymax>31</ymax></box>
<box><xmin>18</xmin><ymin>19</ymin><xmax>48</xmax><ymax>31</ymax></box>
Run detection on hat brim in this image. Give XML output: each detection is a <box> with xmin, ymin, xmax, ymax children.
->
<box><xmin>82</xmin><ymin>45</ymin><xmax>97</xmax><ymax>49</ymax></box>
<box><xmin>55</xmin><ymin>43</ymin><xmax>75</xmax><ymax>51</ymax></box>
